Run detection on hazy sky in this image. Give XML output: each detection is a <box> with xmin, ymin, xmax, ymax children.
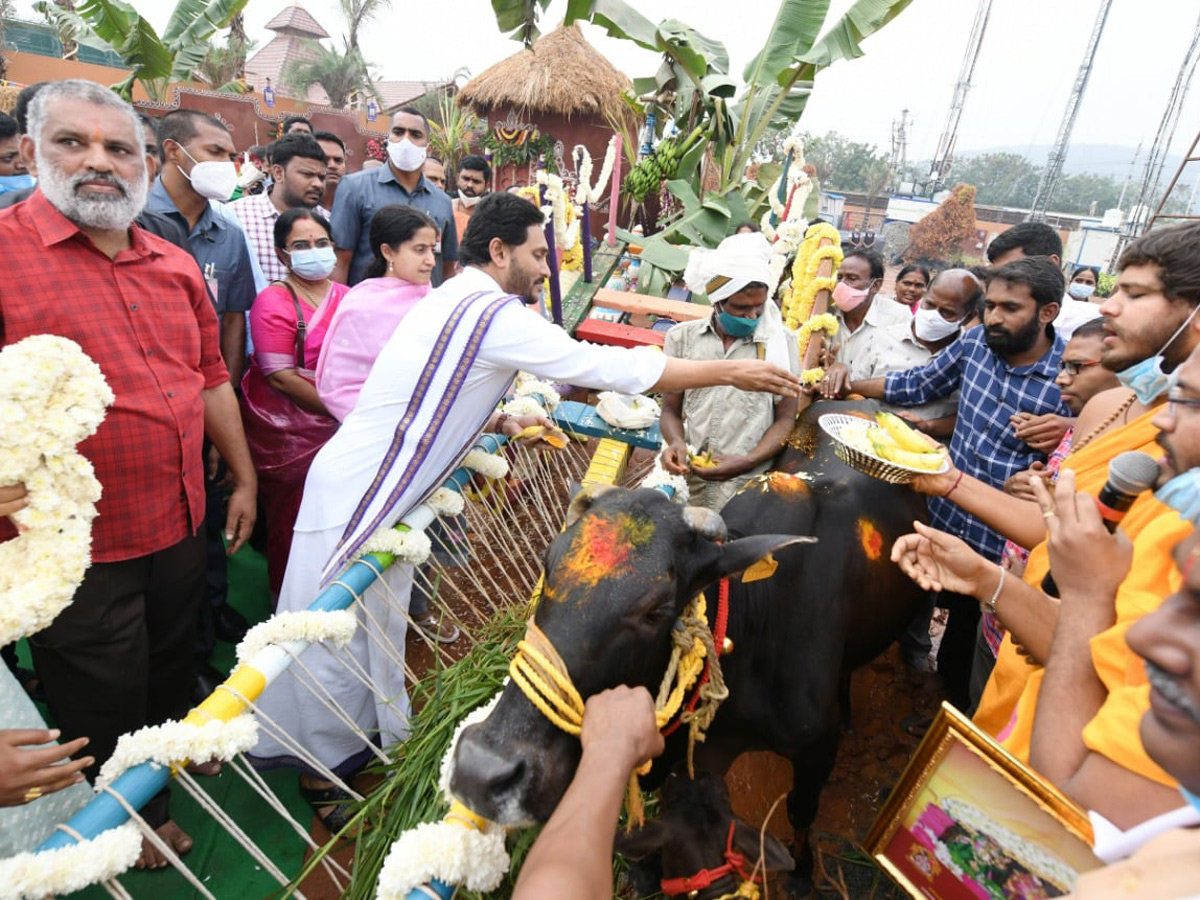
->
<box><xmin>21</xmin><ymin>0</ymin><xmax>1200</xmax><ymax>165</ymax></box>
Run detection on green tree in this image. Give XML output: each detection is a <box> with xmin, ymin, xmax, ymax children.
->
<box><xmin>196</xmin><ymin>27</ymin><xmax>254</xmax><ymax>93</ymax></box>
<box><xmin>339</xmin><ymin>0</ymin><xmax>391</xmax><ymax>53</ymax></box>
<box><xmin>282</xmin><ymin>42</ymin><xmax>373</xmax><ymax>109</ymax></box>
<box><xmin>34</xmin><ymin>0</ymin><xmax>250</xmax><ymax>101</ymax></box>
<box><xmin>426</xmin><ymin>90</ymin><xmax>483</xmax><ymax>175</ymax></box>
<box><xmin>950</xmin><ymin>152</ymin><xmax>1040</xmax><ymax>208</ymax></box>
<box><xmin>904</xmin><ymin>182</ymin><xmax>977</xmax><ymax>264</ymax></box>
<box><xmin>802</xmin><ymin>131</ymin><xmax>891</xmax><ymax>192</ymax></box>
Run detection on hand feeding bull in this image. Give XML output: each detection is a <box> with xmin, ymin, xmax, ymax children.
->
<box><xmin>449</xmin><ymin>399</ymin><xmax>929</xmax><ymax>897</ymax></box>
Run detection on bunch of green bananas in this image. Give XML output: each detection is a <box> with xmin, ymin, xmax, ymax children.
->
<box><xmin>622</xmin><ymin>128</ymin><xmax>705</xmax><ymax>203</ymax></box>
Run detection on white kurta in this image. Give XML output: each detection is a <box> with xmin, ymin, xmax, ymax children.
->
<box><xmin>250</xmin><ymin>267</ymin><xmax>666</xmax><ymax>773</ymax></box>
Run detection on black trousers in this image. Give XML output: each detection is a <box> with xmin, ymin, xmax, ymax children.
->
<box><xmin>29</xmin><ymin>534</ymin><xmax>204</xmax><ymax>827</ymax></box>
<box><xmin>935</xmin><ymin>589</ymin><xmax>982</xmax><ymax>714</ymax></box>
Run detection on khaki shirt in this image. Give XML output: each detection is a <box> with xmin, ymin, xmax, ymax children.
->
<box><xmin>831</xmin><ymin>295</ymin><xmax>912</xmax><ymax>382</ymax></box>
<box><xmin>664</xmin><ymin>315</ymin><xmax>800</xmax><ymax>510</ymax></box>
<box><xmin>853</xmin><ymin>319</ymin><xmax>960</xmax><ymax>421</ymax></box>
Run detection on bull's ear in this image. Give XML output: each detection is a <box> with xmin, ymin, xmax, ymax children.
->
<box><xmin>730</xmin><ymin>819</ymin><xmax>795</xmax><ymax>873</ymax></box>
<box><xmin>613</xmin><ymin>819</ymin><xmax>669</xmax><ymax>861</ymax></box>
<box><xmin>688</xmin><ymin>533</ymin><xmax>815</xmax><ymax>592</ymax></box>
<box><xmin>564</xmin><ymin>483</ymin><xmax>617</xmax><ymax>528</ymax></box>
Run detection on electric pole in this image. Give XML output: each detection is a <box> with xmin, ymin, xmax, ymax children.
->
<box><xmin>928</xmin><ymin>0</ymin><xmax>993</xmax><ymax>192</ymax></box>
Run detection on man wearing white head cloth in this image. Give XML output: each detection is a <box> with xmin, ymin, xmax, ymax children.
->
<box><xmin>661</xmin><ymin>232</ymin><xmax>804</xmax><ymax>510</ymax></box>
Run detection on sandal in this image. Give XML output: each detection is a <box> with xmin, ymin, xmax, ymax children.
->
<box><xmin>299</xmin><ymin>782</ymin><xmax>356</xmax><ymax>834</ymax></box>
<box><xmin>413</xmin><ymin>614</ymin><xmax>460</xmax><ymax>644</ymax></box>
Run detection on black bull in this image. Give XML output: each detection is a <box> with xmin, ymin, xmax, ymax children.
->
<box><xmin>450</xmin><ymin>399</ymin><xmax>929</xmax><ymax>894</ymax></box>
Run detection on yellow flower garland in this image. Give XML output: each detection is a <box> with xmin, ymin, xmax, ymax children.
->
<box><xmin>777</xmin><ymin>223</ymin><xmax>843</xmax><ymax>383</ymax></box>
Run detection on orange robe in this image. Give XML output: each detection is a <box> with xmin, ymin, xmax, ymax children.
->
<box><xmin>973</xmin><ymin>408</ymin><xmax>1187</xmax><ymax>788</ymax></box>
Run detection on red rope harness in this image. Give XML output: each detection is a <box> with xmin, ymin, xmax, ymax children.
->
<box><xmin>659</xmin><ymin>820</ymin><xmax>762</xmax><ymax>896</ymax></box>
<box><xmin>661</xmin><ymin>577</ymin><xmax>730</xmax><ymax>738</ymax></box>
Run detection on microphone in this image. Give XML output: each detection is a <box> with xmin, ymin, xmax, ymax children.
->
<box><xmin>1041</xmin><ymin>451</ymin><xmax>1160</xmax><ymax>598</ymax></box>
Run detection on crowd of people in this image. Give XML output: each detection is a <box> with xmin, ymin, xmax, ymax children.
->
<box><xmin>0</xmin><ymin>75</ymin><xmax>1197</xmax><ymax>896</ymax></box>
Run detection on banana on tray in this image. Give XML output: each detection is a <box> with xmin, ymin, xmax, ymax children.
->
<box><xmin>841</xmin><ymin>412</ymin><xmax>949</xmax><ymax>472</ymax></box>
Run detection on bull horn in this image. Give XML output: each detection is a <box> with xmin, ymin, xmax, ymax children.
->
<box><xmin>682</xmin><ymin>506</ymin><xmax>728</xmax><ymax>541</ymax></box>
<box><xmin>565</xmin><ymin>483</ymin><xmax>617</xmax><ymax>527</ymax></box>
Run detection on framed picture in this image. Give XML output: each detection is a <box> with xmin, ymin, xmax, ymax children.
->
<box><xmin>864</xmin><ymin>702</ymin><xmax>1103</xmax><ymax>899</ymax></box>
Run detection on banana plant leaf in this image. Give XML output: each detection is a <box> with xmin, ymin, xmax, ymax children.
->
<box><xmin>162</xmin><ymin>0</ymin><xmax>247</xmax><ymax>48</ymax></box>
<box><xmin>491</xmin><ymin>0</ymin><xmax>552</xmax><ymax>44</ymax></box>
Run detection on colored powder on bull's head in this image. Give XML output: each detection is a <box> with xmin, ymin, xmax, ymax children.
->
<box><xmin>765</xmin><ymin>472</ymin><xmax>810</xmax><ymax>499</ymax></box>
<box><xmin>857</xmin><ymin>518</ymin><xmax>883</xmax><ymax>561</ymax></box>
<box><xmin>554</xmin><ymin>512</ymin><xmax>657</xmax><ymax>593</ymax></box>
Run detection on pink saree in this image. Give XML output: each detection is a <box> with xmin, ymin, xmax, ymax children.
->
<box><xmin>315</xmin><ymin>277</ymin><xmax>431</xmax><ymax>421</ymax></box>
<box><xmin>240</xmin><ymin>281</ymin><xmax>349</xmax><ymax>594</ymax></box>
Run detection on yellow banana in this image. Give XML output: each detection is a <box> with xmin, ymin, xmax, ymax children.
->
<box><xmin>875</xmin><ymin>411</ymin><xmax>943</xmax><ymax>454</ymax></box>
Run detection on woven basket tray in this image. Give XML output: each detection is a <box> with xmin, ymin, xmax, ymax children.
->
<box><xmin>818</xmin><ymin>413</ymin><xmax>950</xmax><ymax>484</ymax></box>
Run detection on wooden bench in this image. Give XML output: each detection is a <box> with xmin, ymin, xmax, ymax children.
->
<box><xmin>591</xmin><ymin>288</ymin><xmax>708</xmax><ymax>322</ymax></box>
<box><xmin>575</xmin><ymin>318</ymin><xmax>666</xmax><ymax>349</ymax></box>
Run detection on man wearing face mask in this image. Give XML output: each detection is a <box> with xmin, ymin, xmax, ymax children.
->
<box><xmin>660</xmin><ymin>232</ymin><xmax>802</xmax><ymax>510</ymax></box>
<box><xmin>824</xmin><ymin>249</ymin><xmax>910</xmax><ymax>385</ymax></box>
<box><xmin>330</xmin><ymin>107</ymin><xmax>456</xmax><ymax>287</ymax></box>
<box><xmin>452</xmin><ymin>154</ymin><xmax>490</xmax><ymax>243</ymax></box>
<box><xmin>0</xmin><ymin>111</ymin><xmax>33</xmax><ymax>195</ymax></box>
<box><xmin>821</xmin><ymin>268</ymin><xmax>981</xmax><ymax>425</ymax></box>
<box><xmin>149</xmin><ymin>109</ymin><xmax>258</xmax><ymax>381</ymax></box>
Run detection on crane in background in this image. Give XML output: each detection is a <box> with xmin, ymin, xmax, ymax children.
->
<box><xmin>927</xmin><ymin>0</ymin><xmax>993</xmax><ymax>192</ymax></box>
<box><xmin>1027</xmin><ymin>0</ymin><xmax>1114</xmax><ymax>222</ymax></box>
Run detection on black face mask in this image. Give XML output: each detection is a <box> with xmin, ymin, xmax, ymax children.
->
<box><xmin>985</xmin><ymin>313</ymin><xmax>1041</xmax><ymax>356</ymax></box>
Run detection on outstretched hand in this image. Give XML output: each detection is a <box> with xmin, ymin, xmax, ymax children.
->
<box><xmin>0</xmin><ymin>483</ymin><xmax>28</xmax><ymax>520</ymax></box>
<box><xmin>891</xmin><ymin>520</ymin><xmax>992</xmax><ymax>596</ymax></box>
<box><xmin>726</xmin><ymin>361</ymin><xmax>802</xmax><ymax>398</ymax></box>
<box><xmin>0</xmin><ymin>729</ymin><xmax>92</xmax><ymax>808</ymax></box>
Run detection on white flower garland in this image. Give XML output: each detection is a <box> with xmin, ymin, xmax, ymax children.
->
<box><xmin>0</xmin><ymin>335</ymin><xmax>113</xmax><ymax>646</ymax></box>
<box><xmin>573</xmin><ymin>137</ymin><xmax>618</xmax><ymax>205</ymax></box>
<box><xmin>641</xmin><ymin>453</ymin><xmax>691</xmax><ymax>503</ymax></box>
<box><xmin>500</xmin><ymin>395</ymin><xmax>547</xmax><ymax>418</ymax></box>
<box><xmin>359</xmin><ymin>527</ymin><xmax>433</xmax><ymax>565</ymax></box>
<box><xmin>96</xmin><ymin>717</ymin><xmax>259</xmax><ymax>789</ymax></box>
<box><xmin>425</xmin><ymin>487</ymin><xmax>466</xmax><ymax>518</ymax></box>
<box><xmin>376</xmin><ymin>690</ymin><xmax>509</xmax><ymax>900</ymax></box>
<box><xmin>535</xmin><ymin>171</ymin><xmax>580</xmax><ymax>255</ymax></box>
<box><xmin>375</xmin><ymin>818</ymin><xmax>509</xmax><ymax>900</ymax></box>
<box><xmin>514</xmin><ymin>374</ymin><xmax>561</xmax><ymax>412</ymax></box>
<box><xmin>0</xmin><ymin>822</ymin><xmax>142</xmax><ymax>900</ymax></box>
<box><xmin>236</xmin><ymin>609</ymin><xmax>358</xmax><ymax>663</ymax></box>
<box><xmin>462</xmin><ymin>449</ymin><xmax>510</xmax><ymax>481</ymax></box>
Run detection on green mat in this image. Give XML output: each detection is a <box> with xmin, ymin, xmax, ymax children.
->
<box><xmin>16</xmin><ymin>546</ymin><xmax>317</xmax><ymax>900</ymax></box>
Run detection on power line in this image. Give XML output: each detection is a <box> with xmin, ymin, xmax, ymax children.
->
<box><xmin>1027</xmin><ymin>0</ymin><xmax>1114</xmax><ymax>222</ymax></box>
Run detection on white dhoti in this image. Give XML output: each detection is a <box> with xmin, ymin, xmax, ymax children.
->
<box><xmin>247</xmin><ymin>268</ymin><xmax>666</xmax><ymax>775</ymax></box>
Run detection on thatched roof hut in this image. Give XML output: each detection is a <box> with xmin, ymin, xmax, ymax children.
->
<box><xmin>458</xmin><ymin>23</ymin><xmax>632</xmax><ymax>123</ymax></box>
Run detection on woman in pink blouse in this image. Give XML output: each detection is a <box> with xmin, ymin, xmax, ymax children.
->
<box><xmin>241</xmin><ymin>209</ymin><xmax>349</xmax><ymax>596</ymax></box>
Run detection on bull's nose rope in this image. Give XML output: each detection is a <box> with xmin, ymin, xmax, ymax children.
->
<box><xmin>509</xmin><ymin>593</ymin><xmax>729</xmax><ymax>827</ymax></box>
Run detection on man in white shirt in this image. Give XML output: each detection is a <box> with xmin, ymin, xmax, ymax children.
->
<box><xmin>828</xmin><ymin>249</ymin><xmax>912</xmax><ymax>381</ymax></box>
<box><xmin>249</xmin><ymin>193</ymin><xmax>801</xmax><ymax>810</ymax></box>
<box><xmin>986</xmin><ymin>222</ymin><xmax>1101</xmax><ymax>340</ymax></box>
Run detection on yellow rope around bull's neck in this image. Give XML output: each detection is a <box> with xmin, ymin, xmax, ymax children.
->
<box><xmin>508</xmin><ymin>595</ymin><xmax>728</xmax><ymax>829</ymax></box>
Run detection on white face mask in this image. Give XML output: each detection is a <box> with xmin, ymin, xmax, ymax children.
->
<box><xmin>177</xmin><ymin>145</ymin><xmax>238</xmax><ymax>201</ymax></box>
<box><xmin>913</xmin><ymin>306</ymin><xmax>963</xmax><ymax>342</ymax></box>
<box><xmin>388</xmin><ymin>137</ymin><xmax>427</xmax><ymax>173</ymax></box>
<box><xmin>459</xmin><ymin>192</ymin><xmax>482</xmax><ymax>208</ymax></box>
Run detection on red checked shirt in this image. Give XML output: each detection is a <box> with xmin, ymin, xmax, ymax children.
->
<box><xmin>0</xmin><ymin>191</ymin><xmax>228</xmax><ymax>562</ymax></box>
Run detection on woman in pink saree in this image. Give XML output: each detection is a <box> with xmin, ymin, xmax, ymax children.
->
<box><xmin>316</xmin><ymin>205</ymin><xmax>437</xmax><ymax>420</ymax></box>
<box><xmin>241</xmin><ymin>209</ymin><xmax>349</xmax><ymax>596</ymax></box>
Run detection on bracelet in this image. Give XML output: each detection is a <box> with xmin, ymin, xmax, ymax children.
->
<box><xmin>983</xmin><ymin>566</ymin><xmax>1006</xmax><ymax>615</ymax></box>
<box><xmin>944</xmin><ymin>469</ymin><xmax>965</xmax><ymax>499</ymax></box>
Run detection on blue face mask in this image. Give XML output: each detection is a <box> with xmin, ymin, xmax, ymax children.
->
<box><xmin>286</xmin><ymin>246</ymin><xmax>336</xmax><ymax>280</ymax></box>
<box><xmin>1182</xmin><ymin>786</ymin><xmax>1200</xmax><ymax>815</ymax></box>
<box><xmin>0</xmin><ymin>173</ymin><xmax>34</xmax><ymax>194</ymax></box>
<box><xmin>717</xmin><ymin>304</ymin><xmax>760</xmax><ymax>338</ymax></box>
<box><xmin>1155</xmin><ymin>468</ymin><xmax>1200</xmax><ymax>524</ymax></box>
<box><xmin>1116</xmin><ymin>304</ymin><xmax>1200</xmax><ymax>404</ymax></box>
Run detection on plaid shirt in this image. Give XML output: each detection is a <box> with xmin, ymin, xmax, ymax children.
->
<box><xmin>885</xmin><ymin>327</ymin><xmax>1067</xmax><ymax>561</ymax></box>
<box><xmin>226</xmin><ymin>191</ymin><xmax>329</xmax><ymax>286</ymax></box>
<box><xmin>0</xmin><ymin>191</ymin><xmax>228</xmax><ymax>561</ymax></box>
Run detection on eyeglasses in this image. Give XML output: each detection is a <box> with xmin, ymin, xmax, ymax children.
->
<box><xmin>287</xmin><ymin>239</ymin><xmax>333</xmax><ymax>251</ymax></box>
<box><xmin>1058</xmin><ymin>359</ymin><xmax>1101</xmax><ymax>376</ymax></box>
<box><xmin>1166</xmin><ymin>390</ymin><xmax>1200</xmax><ymax>418</ymax></box>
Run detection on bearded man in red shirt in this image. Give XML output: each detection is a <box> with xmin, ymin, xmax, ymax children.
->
<box><xmin>0</xmin><ymin>80</ymin><xmax>257</xmax><ymax>868</ymax></box>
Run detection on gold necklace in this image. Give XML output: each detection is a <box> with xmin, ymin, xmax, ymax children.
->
<box><xmin>288</xmin><ymin>276</ymin><xmax>329</xmax><ymax>308</ymax></box>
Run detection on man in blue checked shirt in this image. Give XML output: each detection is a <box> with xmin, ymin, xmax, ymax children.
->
<box><xmin>842</xmin><ymin>256</ymin><xmax>1069</xmax><ymax>710</ymax></box>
